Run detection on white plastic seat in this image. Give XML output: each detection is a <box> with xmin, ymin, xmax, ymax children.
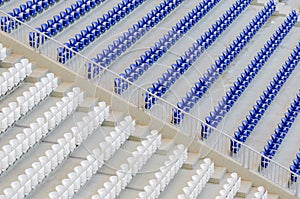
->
<box><xmin>3</xmin><ymin>188</ymin><xmax>14</xmax><ymax>199</ymax></box>
<box><xmin>0</xmin><ymin>151</ymin><xmax>8</xmax><ymax>172</ymax></box>
<box><xmin>16</xmin><ymin>133</ymin><xmax>28</xmax><ymax>153</ymax></box>
<box><xmin>30</xmin><ymin>85</ymin><xmax>39</xmax><ymax>104</ymax></box>
<box><xmin>87</xmin><ymin>155</ymin><xmax>98</xmax><ymax>174</ymax></box>
<box><xmin>219</xmin><ymin>189</ymin><xmax>227</xmax><ymax>197</ymax></box>
<box><xmin>3</xmin><ymin>145</ymin><xmax>14</xmax><ymax>165</ymax></box>
<box><xmin>0</xmin><ymin>76</ymin><xmax>7</xmax><ymax>95</ymax></box>
<box><xmin>44</xmin><ymin>111</ymin><xmax>55</xmax><ymax>130</ymax></box>
<box><xmin>8</xmin><ymin>67</ymin><xmax>19</xmax><ymax>86</ymax></box>
<box><xmin>0</xmin><ymin>46</ymin><xmax>7</xmax><ymax>61</ymax></box>
<box><xmin>23</xmin><ymin>174</ymin><xmax>32</xmax><ymax>195</ymax></box>
<box><xmin>0</xmin><ymin>112</ymin><xmax>8</xmax><ymax>132</ymax></box>
<box><xmin>30</xmin><ymin>122</ymin><xmax>42</xmax><ymax>142</ymax></box>
<box><xmin>77</xmin><ymin>121</ymin><xmax>88</xmax><ymax>140</ymax></box>
<box><xmin>9</xmin><ymin>139</ymin><xmax>21</xmax><ymax>160</ymax></box>
<box><xmin>223</xmin><ymin>183</ymin><xmax>231</xmax><ymax>192</ymax></box>
<box><xmin>56</xmin><ymin>101</ymin><xmax>67</xmax><ymax>120</ymax></box>
<box><xmin>23</xmin><ymin>91</ymin><xmax>34</xmax><ymax>110</ymax></box>
<box><xmin>71</xmin><ymin>126</ymin><xmax>81</xmax><ymax>145</ymax></box>
<box><xmin>92</xmin><ymin>148</ymin><xmax>103</xmax><ymax>167</ymax></box>
<box><xmin>64</xmin><ymin>132</ymin><xmax>76</xmax><ymax>152</ymax></box>
<box><xmin>38</xmin><ymin>155</ymin><xmax>48</xmax><ymax>176</ymax></box>
<box><xmin>37</xmin><ymin>81</ymin><xmax>47</xmax><ymax>100</ymax></box>
<box><xmin>68</xmin><ymin>172</ymin><xmax>80</xmax><ymax>192</ymax></box>
<box><xmin>45</xmin><ymin>149</ymin><xmax>56</xmax><ymax>170</ymax></box>
<box><xmin>24</xmin><ymin>167</ymin><xmax>35</xmax><ymax>190</ymax></box>
<box><xmin>9</xmin><ymin>102</ymin><xmax>20</xmax><ymax>121</ymax></box>
<box><xmin>82</xmin><ymin>116</ymin><xmax>93</xmax><ymax>133</ymax></box>
<box><xmin>103</xmin><ymin>181</ymin><xmax>113</xmax><ymax>198</ymax></box>
<box><xmin>53</xmin><ymin>144</ymin><xmax>64</xmax><ymax>164</ymax></box>
<box><xmin>79</xmin><ymin>162</ymin><xmax>88</xmax><ymax>184</ymax></box>
<box><xmin>74</xmin><ymin>166</ymin><xmax>84</xmax><ymax>186</ymax></box>
<box><xmin>50</xmin><ymin>106</ymin><xmax>61</xmax><ymax>125</ymax></box>
<box><xmin>120</xmin><ymin>164</ymin><xmax>131</xmax><ymax>184</ymax></box>
<box><xmin>15</xmin><ymin>63</ymin><xmax>26</xmax><ymax>81</ymax></box>
<box><xmin>73</xmin><ymin>87</ymin><xmax>83</xmax><ymax>106</ymax></box>
<box><xmin>55</xmin><ymin>185</ymin><xmax>66</xmax><ymax>198</ymax></box>
<box><xmin>110</xmin><ymin>176</ymin><xmax>119</xmax><ymax>195</ymax></box>
<box><xmin>2</xmin><ymin>107</ymin><xmax>14</xmax><ymax>127</ymax></box>
<box><xmin>96</xmin><ymin>188</ymin><xmax>106</xmax><ymax>198</ymax></box>
<box><xmin>20</xmin><ymin>59</ymin><xmax>29</xmax><ymax>67</ymax></box>
<box><xmin>62</xmin><ymin>178</ymin><xmax>74</xmax><ymax>197</ymax></box>
<box><xmin>29</xmin><ymin>166</ymin><xmax>39</xmax><ymax>187</ymax></box>
<box><xmin>24</xmin><ymin>61</ymin><xmax>32</xmax><ymax>76</ymax></box>
<box><xmin>11</xmin><ymin>181</ymin><xmax>22</xmax><ymax>198</ymax></box>
<box><xmin>57</xmin><ymin>138</ymin><xmax>69</xmax><ymax>157</ymax></box>
<box><xmin>3</xmin><ymin>72</ymin><xmax>13</xmax><ymax>90</ymax></box>
<box><xmin>17</xmin><ymin>174</ymin><xmax>28</xmax><ymax>194</ymax></box>
<box><xmin>17</xmin><ymin>96</ymin><xmax>28</xmax><ymax>115</ymax></box>
<box><xmin>23</xmin><ymin>128</ymin><xmax>35</xmax><ymax>147</ymax></box>
<box><xmin>31</xmin><ymin>162</ymin><xmax>42</xmax><ymax>182</ymax></box>
<box><xmin>36</xmin><ymin>117</ymin><xmax>48</xmax><ymax>137</ymax></box>
<box><xmin>231</xmin><ymin>173</ymin><xmax>238</xmax><ymax>181</ymax></box>
<box><xmin>85</xmin><ymin>160</ymin><xmax>93</xmax><ymax>180</ymax></box>
<box><xmin>49</xmin><ymin>192</ymin><xmax>59</xmax><ymax>199</ymax></box>
<box><xmin>88</xmin><ymin>110</ymin><xmax>99</xmax><ymax>129</ymax></box>
<box><xmin>41</xmin><ymin>77</ymin><xmax>51</xmax><ymax>95</ymax></box>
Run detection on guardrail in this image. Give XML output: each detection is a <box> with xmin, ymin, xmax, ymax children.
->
<box><xmin>0</xmin><ymin>9</ymin><xmax>299</xmax><ymax>197</ymax></box>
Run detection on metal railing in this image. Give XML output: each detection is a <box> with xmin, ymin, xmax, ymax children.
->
<box><xmin>0</xmin><ymin>9</ymin><xmax>299</xmax><ymax>196</ymax></box>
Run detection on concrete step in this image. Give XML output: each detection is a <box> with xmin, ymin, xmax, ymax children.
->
<box><xmin>26</xmin><ymin>67</ymin><xmax>49</xmax><ymax>83</ymax></box>
<box><xmin>183</xmin><ymin>152</ymin><xmax>200</xmax><ymax>170</ymax></box>
<box><xmin>209</xmin><ymin>166</ymin><xmax>227</xmax><ymax>184</ymax></box>
<box><xmin>77</xmin><ymin>97</ymin><xmax>99</xmax><ymax>112</ymax></box>
<box><xmin>129</xmin><ymin>125</ymin><xmax>150</xmax><ymax>141</ymax></box>
<box><xmin>236</xmin><ymin>180</ymin><xmax>253</xmax><ymax>198</ymax></box>
<box><xmin>51</xmin><ymin>82</ymin><xmax>74</xmax><ymax>97</ymax></box>
<box><xmin>0</xmin><ymin>53</ymin><xmax>24</xmax><ymax>68</ymax></box>
<box><xmin>157</xmin><ymin>138</ymin><xmax>175</xmax><ymax>155</ymax></box>
<box><xmin>268</xmin><ymin>193</ymin><xmax>280</xmax><ymax>199</ymax></box>
<box><xmin>240</xmin><ymin>186</ymin><xmax>280</xmax><ymax>199</ymax></box>
<box><xmin>102</xmin><ymin>110</ymin><xmax>125</xmax><ymax>127</ymax></box>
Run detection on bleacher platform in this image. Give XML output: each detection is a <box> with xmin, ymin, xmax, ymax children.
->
<box><xmin>0</xmin><ymin>0</ymin><xmax>300</xmax><ymax>198</ymax></box>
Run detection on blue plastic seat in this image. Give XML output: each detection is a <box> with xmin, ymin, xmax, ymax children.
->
<box><xmin>35</xmin><ymin>2</ymin><xmax>43</xmax><ymax>13</ymax></box>
<box><xmin>63</xmin><ymin>42</ymin><xmax>72</xmax><ymax>59</ymax></box>
<box><xmin>114</xmin><ymin>77</ymin><xmax>122</xmax><ymax>94</ymax></box>
<box><xmin>42</xmin><ymin>0</ymin><xmax>49</xmax><ymax>9</ymax></box>
<box><xmin>260</xmin><ymin>151</ymin><xmax>270</xmax><ymax>168</ymax></box>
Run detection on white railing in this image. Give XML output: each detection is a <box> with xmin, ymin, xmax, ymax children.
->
<box><xmin>0</xmin><ymin>10</ymin><xmax>299</xmax><ymax>197</ymax></box>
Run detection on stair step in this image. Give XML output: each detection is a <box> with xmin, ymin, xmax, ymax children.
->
<box><xmin>183</xmin><ymin>152</ymin><xmax>200</xmax><ymax>170</ymax></box>
<box><xmin>27</xmin><ymin>68</ymin><xmax>49</xmax><ymax>83</ymax></box>
<box><xmin>0</xmin><ymin>53</ymin><xmax>24</xmax><ymax>68</ymax></box>
<box><xmin>102</xmin><ymin>110</ymin><xmax>125</xmax><ymax>127</ymax></box>
<box><xmin>77</xmin><ymin>97</ymin><xmax>99</xmax><ymax>112</ymax></box>
<box><xmin>129</xmin><ymin>125</ymin><xmax>149</xmax><ymax>141</ymax></box>
<box><xmin>209</xmin><ymin>166</ymin><xmax>227</xmax><ymax>184</ymax></box>
<box><xmin>240</xmin><ymin>186</ymin><xmax>280</xmax><ymax>199</ymax></box>
<box><xmin>250</xmin><ymin>0</ymin><xmax>265</xmax><ymax>6</ymax></box>
<box><xmin>236</xmin><ymin>180</ymin><xmax>253</xmax><ymax>198</ymax></box>
<box><xmin>51</xmin><ymin>82</ymin><xmax>73</xmax><ymax>97</ymax></box>
<box><xmin>157</xmin><ymin>138</ymin><xmax>175</xmax><ymax>155</ymax></box>
<box><xmin>268</xmin><ymin>194</ymin><xmax>279</xmax><ymax>199</ymax></box>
